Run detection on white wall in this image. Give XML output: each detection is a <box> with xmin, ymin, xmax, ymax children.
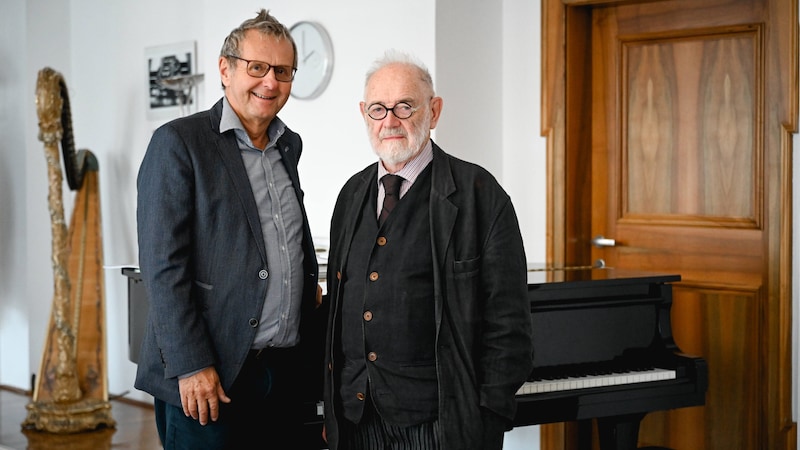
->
<box><xmin>0</xmin><ymin>0</ymin><xmax>545</xmax><ymax>447</ymax></box>
<box><xmin>0</xmin><ymin>0</ymin><xmax>32</xmax><ymax>389</ymax></box>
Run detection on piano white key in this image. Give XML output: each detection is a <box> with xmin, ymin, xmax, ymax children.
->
<box><xmin>516</xmin><ymin>367</ymin><xmax>676</xmax><ymax>396</ymax></box>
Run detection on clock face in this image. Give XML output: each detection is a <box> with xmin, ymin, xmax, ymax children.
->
<box><xmin>290</xmin><ymin>21</ymin><xmax>333</xmax><ymax>100</ymax></box>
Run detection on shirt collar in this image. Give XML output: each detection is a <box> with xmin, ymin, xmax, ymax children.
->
<box><xmin>220</xmin><ymin>96</ymin><xmax>285</xmax><ymax>150</ymax></box>
<box><xmin>377</xmin><ymin>139</ymin><xmax>433</xmax><ymax>185</ymax></box>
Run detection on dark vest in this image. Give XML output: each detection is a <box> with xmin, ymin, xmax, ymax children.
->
<box><xmin>339</xmin><ymin>166</ymin><xmax>437</xmax><ymax>426</ymax></box>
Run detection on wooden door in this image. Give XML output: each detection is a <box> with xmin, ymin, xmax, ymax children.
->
<box><xmin>542</xmin><ymin>0</ymin><xmax>797</xmax><ymax>449</ymax></box>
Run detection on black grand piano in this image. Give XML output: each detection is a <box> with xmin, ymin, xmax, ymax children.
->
<box><xmin>515</xmin><ymin>266</ymin><xmax>708</xmax><ymax>450</ymax></box>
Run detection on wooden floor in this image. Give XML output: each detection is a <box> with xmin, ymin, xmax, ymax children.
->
<box><xmin>0</xmin><ymin>387</ymin><xmax>161</xmax><ymax>450</ymax></box>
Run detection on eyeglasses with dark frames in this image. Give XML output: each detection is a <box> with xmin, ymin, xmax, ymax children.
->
<box><xmin>365</xmin><ymin>102</ymin><xmax>421</xmax><ymax>120</ymax></box>
<box><xmin>225</xmin><ymin>55</ymin><xmax>297</xmax><ymax>82</ymax></box>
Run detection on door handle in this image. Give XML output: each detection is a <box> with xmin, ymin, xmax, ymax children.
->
<box><xmin>592</xmin><ymin>235</ymin><xmax>616</xmax><ymax>248</ymax></box>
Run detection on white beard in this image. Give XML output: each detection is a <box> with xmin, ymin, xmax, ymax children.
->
<box><xmin>369</xmin><ymin>108</ymin><xmax>431</xmax><ymax>166</ymax></box>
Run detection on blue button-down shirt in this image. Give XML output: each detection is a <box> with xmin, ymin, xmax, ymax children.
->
<box><xmin>220</xmin><ymin>97</ymin><xmax>304</xmax><ymax>349</ymax></box>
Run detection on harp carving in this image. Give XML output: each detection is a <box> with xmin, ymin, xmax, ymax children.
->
<box><xmin>22</xmin><ymin>67</ymin><xmax>115</xmax><ymax>434</ymax></box>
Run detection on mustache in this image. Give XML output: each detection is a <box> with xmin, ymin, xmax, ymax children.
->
<box><xmin>379</xmin><ymin>128</ymin><xmax>407</xmax><ymax>139</ymax></box>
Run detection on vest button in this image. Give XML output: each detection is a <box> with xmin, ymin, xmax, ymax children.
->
<box><xmin>376</xmin><ymin>236</ymin><xmax>387</xmax><ymax>246</ymax></box>
<box><xmin>369</xmin><ymin>272</ymin><xmax>379</xmax><ymax>281</ymax></box>
<box><xmin>248</xmin><ymin>318</ymin><xmax>258</xmax><ymax>327</ymax></box>
<box><xmin>363</xmin><ymin>311</ymin><xmax>373</xmax><ymax>321</ymax></box>
<box><xmin>367</xmin><ymin>352</ymin><xmax>377</xmax><ymax>362</ymax></box>
<box><xmin>356</xmin><ymin>392</ymin><xmax>365</xmax><ymax>401</ymax></box>
<box><xmin>258</xmin><ymin>269</ymin><xmax>269</xmax><ymax>280</ymax></box>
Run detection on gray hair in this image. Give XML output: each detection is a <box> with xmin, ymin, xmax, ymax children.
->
<box><xmin>364</xmin><ymin>50</ymin><xmax>435</xmax><ymax>97</ymax></box>
<box><xmin>219</xmin><ymin>9</ymin><xmax>297</xmax><ymax>87</ymax></box>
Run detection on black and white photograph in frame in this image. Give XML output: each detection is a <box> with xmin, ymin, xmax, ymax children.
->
<box><xmin>145</xmin><ymin>41</ymin><xmax>199</xmax><ymax>120</ymax></box>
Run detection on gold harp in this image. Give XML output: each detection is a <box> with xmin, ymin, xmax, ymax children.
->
<box><xmin>23</xmin><ymin>67</ymin><xmax>115</xmax><ymax>435</ymax></box>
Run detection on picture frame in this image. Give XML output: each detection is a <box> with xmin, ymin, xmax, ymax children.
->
<box><xmin>145</xmin><ymin>41</ymin><xmax>198</xmax><ymax>120</ymax></box>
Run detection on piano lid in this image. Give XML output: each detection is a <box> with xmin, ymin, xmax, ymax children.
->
<box><xmin>526</xmin><ymin>263</ymin><xmax>680</xmax><ymax>286</ymax></box>
<box><xmin>525</xmin><ymin>263</ymin><xmax>682</xmax><ymax>370</ymax></box>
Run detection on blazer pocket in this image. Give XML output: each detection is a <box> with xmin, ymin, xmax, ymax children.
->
<box><xmin>194</xmin><ymin>280</ymin><xmax>213</xmax><ymax>290</ymax></box>
<box><xmin>453</xmin><ymin>256</ymin><xmax>480</xmax><ymax>278</ymax></box>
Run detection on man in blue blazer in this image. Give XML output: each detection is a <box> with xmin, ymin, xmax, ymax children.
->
<box><xmin>135</xmin><ymin>9</ymin><xmax>321</xmax><ymax>449</ymax></box>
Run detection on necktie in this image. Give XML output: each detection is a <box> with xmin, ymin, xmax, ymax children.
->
<box><xmin>379</xmin><ymin>174</ymin><xmax>403</xmax><ymax>226</ymax></box>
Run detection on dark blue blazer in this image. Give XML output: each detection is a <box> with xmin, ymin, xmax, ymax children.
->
<box><xmin>134</xmin><ymin>98</ymin><xmax>321</xmax><ymax>406</ymax></box>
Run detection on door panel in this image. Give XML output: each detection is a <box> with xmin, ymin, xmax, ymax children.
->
<box><xmin>623</xmin><ymin>30</ymin><xmax>757</xmax><ymax>221</ymax></box>
<box><xmin>592</xmin><ymin>4</ymin><xmax>768</xmax><ymax>448</ymax></box>
<box><xmin>640</xmin><ymin>285</ymin><xmax>763</xmax><ymax>448</ymax></box>
<box><xmin>593</xmin><ymin>9</ymin><xmax>764</xmax><ymax>274</ymax></box>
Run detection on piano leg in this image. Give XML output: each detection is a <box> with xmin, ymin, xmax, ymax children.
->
<box><xmin>596</xmin><ymin>413</ymin><xmax>645</xmax><ymax>450</ymax></box>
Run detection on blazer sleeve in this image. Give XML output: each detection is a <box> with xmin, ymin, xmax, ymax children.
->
<box><xmin>477</xmin><ymin>196</ymin><xmax>533</xmax><ymax>421</ymax></box>
<box><xmin>137</xmin><ymin>123</ymin><xmax>217</xmax><ymax>379</ymax></box>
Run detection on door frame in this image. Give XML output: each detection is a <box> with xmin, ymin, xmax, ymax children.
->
<box><xmin>541</xmin><ymin>0</ymin><xmax>798</xmax><ymax>448</ymax></box>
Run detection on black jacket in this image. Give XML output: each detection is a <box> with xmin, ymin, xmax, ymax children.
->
<box><xmin>324</xmin><ymin>142</ymin><xmax>533</xmax><ymax>450</ymax></box>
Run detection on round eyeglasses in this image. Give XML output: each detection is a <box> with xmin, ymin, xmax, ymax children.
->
<box><xmin>225</xmin><ymin>55</ymin><xmax>297</xmax><ymax>82</ymax></box>
<box><xmin>366</xmin><ymin>102</ymin><xmax>420</xmax><ymax>120</ymax></box>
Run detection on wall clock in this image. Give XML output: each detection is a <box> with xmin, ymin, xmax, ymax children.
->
<box><xmin>290</xmin><ymin>21</ymin><xmax>334</xmax><ymax>100</ymax></box>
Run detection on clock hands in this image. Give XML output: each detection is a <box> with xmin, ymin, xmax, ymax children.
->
<box><xmin>289</xmin><ymin>22</ymin><xmax>332</xmax><ymax>99</ymax></box>
<box><xmin>300</xmin><ymin>29</ymin><xmax>306</xmax><ymax>60</ymax></box>
<box><xmin>299</xmin><ymin>29</ymin><xmax>318</xmax><ymax>66</ymax></box>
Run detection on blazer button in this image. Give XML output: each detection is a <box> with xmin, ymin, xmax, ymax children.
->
<box><xmin>376</xmin><ymin>236</ymin><xmax>387</xmax><ymax>246</ymax></box>
<box><xmin>367</xmin><ymin>352</ymin><xmax>377</xmax><ymax>362</ymax></box>
<box><xmin>356</xmin><ymin>392</ymin><xmax>365</xmax><ymax>401</ymax></box>
<box><xmin>258</xmin><ymin>269</ymin><xmax>269</xmax><ymax>280</ymax></box>
<box><xmin>249</xmin><ymin>318</ymin><xmax>258</xmax><ymax>327</ymax></box>
<box><xmin>336</xmin><ymin>271</ymin><xmax>342</xmax><ymax>280</ymax></box>
<box><xmin>369</xmin><ymin>272</ymin><xmax>379</xmax><ymax>281</ymax></box>
<box><xmin>363</xmin><ymin>311</ymin><xmax>373</xmax><ymax>321</ymax></box>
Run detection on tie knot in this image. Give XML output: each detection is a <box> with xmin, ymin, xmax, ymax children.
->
<box><xmin>381</xmin><ymin>174</ymin><xmax>403</xmax><ymax>196</ymax></box>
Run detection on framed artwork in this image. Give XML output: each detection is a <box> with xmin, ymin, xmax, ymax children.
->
<box><xmin>145</xmin><ymin>41</ymin><xmax>199</xmax><ymax>120</ymax></box>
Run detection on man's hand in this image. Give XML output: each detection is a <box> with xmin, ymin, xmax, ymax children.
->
<box><xmin>178</xmin><ymin>366</ymin><xmax>231</xmax><ymax>425</ymax></box>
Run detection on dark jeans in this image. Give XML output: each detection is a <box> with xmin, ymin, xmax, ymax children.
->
<box><xmin>155</xmin><ymin>347</ymin><xmax>304</xmax><ymax>450</ymax></box>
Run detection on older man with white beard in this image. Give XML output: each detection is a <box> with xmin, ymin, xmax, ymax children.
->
<box><xmin>321</xmin><ymin>50</ymin><xmax>534</xmax><ymax>450</ymax></box>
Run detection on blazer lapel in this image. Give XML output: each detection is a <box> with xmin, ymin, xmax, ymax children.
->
<box><xmin>214</xmin><ymin>130</ymin><xmax>268</xmax><ymax>262</ymax></box>
<box><xmin>339</xmin><ymin>167</ymin><xmax>375</xmax><ymax>271</ymax></box>
<box><xmin>277</xmin><ymin>137</ymin><xmax>301</xmax><ymax>189</ymax></box>
<box><xmin>429</xmin><ymin>142</ymin><xmax>458</xmax><ymax>271</ymax></box>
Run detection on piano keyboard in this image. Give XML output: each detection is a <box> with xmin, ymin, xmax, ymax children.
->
<box><xmin>516</xmin><ymin>367</ymin><xmax>676</xmax><ymax>395</ymax></box>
